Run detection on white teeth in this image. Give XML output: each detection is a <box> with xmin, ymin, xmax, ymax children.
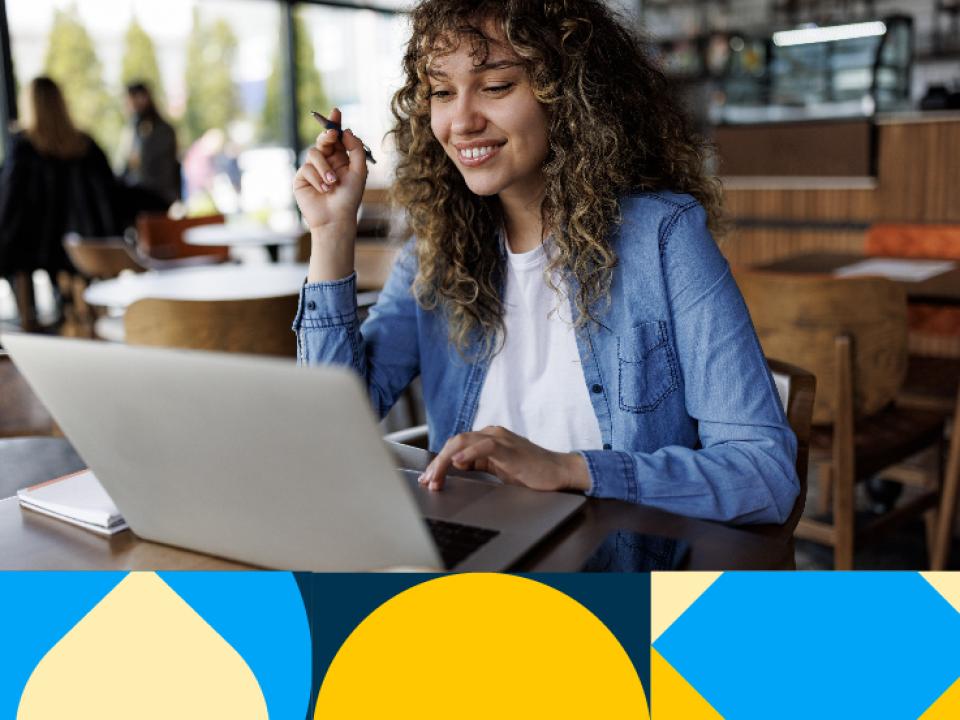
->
<box><xmin>461</xmin><ymin>146</ymin><xmax>494</xmax><ymax>160</ymax></box>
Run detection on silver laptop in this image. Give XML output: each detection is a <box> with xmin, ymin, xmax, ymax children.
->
<box><xmin>2</xmin><ymin>333</ymin><xmax>584</xmax><ymax>571</ymax></box>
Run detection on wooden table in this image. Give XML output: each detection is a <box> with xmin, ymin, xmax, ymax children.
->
<box><xmin>755</xmin><ymin>252</ymin><xmax>960</xmax><ymax>306</ymax></box>
<box><xmin>0</xmin><ymin>434</ymin><xmax>790</xmax><ymax>572</ymax></box>
<box><xmin>0</xmin><ymin>438</ymin><xmax>789</xmax><ymax>571</ymax></box>
<box><xmin>0</xmin><ymin>494</ymin><xmax>786</xmax><ymax>571</ymax></box>
<box><xmin>83</xmin><ymin>264</ymin><xmax>310</xmax><ymax>309</ymax></box>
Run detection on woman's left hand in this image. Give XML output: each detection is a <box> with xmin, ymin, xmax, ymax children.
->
<box><xmin>418</xmin><ymin>425</ymin><xmax>591</xmax><ymax>493</ymax></box>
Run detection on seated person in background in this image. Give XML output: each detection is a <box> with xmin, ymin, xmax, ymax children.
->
<box><xmin>292</xmin><ymin>0</ymin><xmax>799</xmax><ymax>524</ymax></box>
<box><xmin>119</xmin><ymin>81</ymin><xmax>180</xmax><ymax>212</ymax></box>
<box><xmin>0</xmin><ymin>76</ymin><xmax>123</xmax><ymax>327</ymax></box>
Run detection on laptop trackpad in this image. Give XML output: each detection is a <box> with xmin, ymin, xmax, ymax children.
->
<box><xmin>399</xmin><ymin>469</ymin><xmax>496</xmax><ymax>517</ymax></box>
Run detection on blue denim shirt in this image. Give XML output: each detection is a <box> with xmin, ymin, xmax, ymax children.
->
<box><xmin>293</xmin><ymin>192</ymin><xmax>799</xmax><ymax>524</ymax></box>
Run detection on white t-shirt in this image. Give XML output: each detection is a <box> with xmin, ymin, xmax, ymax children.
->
<box><xmin>472</xmin><ymin>239</ymin><xmax>603</xmax><ymax>452</ymax></box>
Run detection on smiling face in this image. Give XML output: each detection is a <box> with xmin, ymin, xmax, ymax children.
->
<box><xmin>427</xmin><ymin>31</ymin><xmax>550</xmax><ymax>206</ymax></box>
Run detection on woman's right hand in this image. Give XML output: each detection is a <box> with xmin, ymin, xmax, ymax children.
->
<box><xmin>293</xmin><ymin>108</ymin><xmax>368</xmax><ymax>232</ymax></box>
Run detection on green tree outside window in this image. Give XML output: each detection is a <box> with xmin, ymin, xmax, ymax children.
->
<box><xmin>43</xmin><ymin>6</ymin><xmax>122</xmax><ymax>155</ymax></box>
<box><xmin>121</xmin><ymin>18</ymin><xmax>166</xmax><ymax>111</ymax></box>
<box><xmin>182</xmin><ymin>7</ymin><xmax>238</xmax><ymax>147</ymax></box>
<box><xmin>260</xmin><ymin>13</ymin><xmax>328</xmax><ymax>150</ymax></box>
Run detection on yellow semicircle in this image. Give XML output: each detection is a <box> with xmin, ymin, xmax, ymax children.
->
<box><xmin>651</xmin><ymin>572</ymin><xmax>723</xmax><ymax>643</ymax></box>
<box><xmin>651</xmin><ymin>647</ymin><xmax>724</xmax><ymax>720</ymax></box>
<box><xmin>315</xmin><ymin>573</ymin><xmax>649</xmax><ymax>719</ymax></box>
<box><xmin>17</xmin><ymin>572</ymin><xmax>267</xmax><ymax>720</ymax></box>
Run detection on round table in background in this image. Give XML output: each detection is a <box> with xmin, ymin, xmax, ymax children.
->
<box><xmin>183</xmin><ymin>223</ymin><xmax>303</xmax><ymax>262</ymax></box>
<box><xmin>83</xmin><ymin>263</ymin><xmax>379</xmax><ymax>311</ymax></box>
<box><xmin>83</xmin><ymin>264</ymin><xmax>310</xmax><ymax>309</ymax></box>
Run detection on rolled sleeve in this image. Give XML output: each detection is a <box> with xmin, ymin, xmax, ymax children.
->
<box><xmin>290</xmin><ymin>241</ymin><xmax>422</xmax><ymax>419</ymax></box>
<box><xmin>292</xmin><ymin>272</ymin><xmax>359</xmax><ymax>331</ymax></box>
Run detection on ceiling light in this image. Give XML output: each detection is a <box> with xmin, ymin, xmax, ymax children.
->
<box><xmin>773</xmin><ymin>21</ymin><xmax>887</xmax><ymax>47</ymax></box>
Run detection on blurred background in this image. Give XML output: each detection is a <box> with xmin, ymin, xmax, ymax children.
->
<box><xmin>0</xmin><ymin>1</ymin><xmax>955</xmax><ymax>267</ymax></box>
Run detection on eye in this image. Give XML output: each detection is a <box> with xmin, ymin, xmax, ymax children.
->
<box><xmin>429</xmin><ymin>89</ymin><xmax>453</xmax><ymax>101</ymax></box>
<box><xmin>484</xmin><ymin>83</ymin><xmax>515</xmax><ymax>94</ymax></box>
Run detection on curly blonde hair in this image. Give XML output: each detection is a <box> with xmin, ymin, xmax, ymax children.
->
<box><xmin>390</xmin><ymin>0</ymin><xmax>723</xmax><ymax>356</ymax></box>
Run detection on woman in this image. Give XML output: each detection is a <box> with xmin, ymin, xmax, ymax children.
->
<box><xmin>120</xmin><ymin>81</ymin><xmax>180</xmax><ymax>207</ymax></box>
<box><xmin>292</xmin><ymin>0</ymin><xmax>798</xmax><ymax>524</ymax></box>
<box><xmin>0</xmin><ymin>76</ymin><xmax>122</xmax><ymax>326</ymax></box>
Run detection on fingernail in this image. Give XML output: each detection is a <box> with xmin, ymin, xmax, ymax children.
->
<box><xmin>325</xmin><ymin>172</ymin><xmax>337</xmax><ymax>183</ymax></box>
<box><xmin>320</xmin><ymin>183</ymin><xmax>329</xmax><ymax>193</ymax></box>
<box><xmin>417</xmin><ymin>473</ymin><xmax>426</xmax><ymax>485</ymax></box>
<box><xmin>429</xmin><ymin>481</ymin><xmax>440</xmax><ymax>492</ymax></box>
<box><xmin>452</xmin><ymin>452</ymin><xmax>465</xmax><ymax>464</ymax></box>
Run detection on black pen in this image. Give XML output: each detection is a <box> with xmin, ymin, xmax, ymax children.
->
<box><xmin>311</xmin><ymin>110</ymin><xmax>377</xmax><ymax>164</ymax></box>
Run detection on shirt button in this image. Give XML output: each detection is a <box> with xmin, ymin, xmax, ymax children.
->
<box><xmin>602</xmin><ymin>443</ymin><xmax>612</xmax><ymax>450</ymax></box>
<box><xmin>306</xmin><ymin>301</ymin><xmax>317</xmax><ymax>311</ymax></box>
<box><xmin>591</xmin><ymin>384</ymin><xmax>603</xmax><ymax>394</ymax></box>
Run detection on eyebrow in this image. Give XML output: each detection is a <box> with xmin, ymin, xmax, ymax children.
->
<box><xmin>426</xmin><ymin>60</ymin><xmax>523</xmax><ymax>80</ymax></box>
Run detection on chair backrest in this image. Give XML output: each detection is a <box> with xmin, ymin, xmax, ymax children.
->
<box><xmin>768</xmin><ymin>358</ymin><xmax>816</xmax><ymax>532</ymax></box>
<box><xmin>63</xmin><ymin>234</ymin><xmax>148</xmax><ymax>279</ymax></box>
<box><xmin>123</xmin><ymin>295</ymin><xmax>299</xmax><ymax>357</ymax></box>
<box><xmin>736</xmin><ymin>270</ymin><xmax>907</xmax><ymax>425</ymax></box>
<box><xmin>135</xmin><ymin>213</ymin><xmax>229</xmax><ymax>262</ymax></box>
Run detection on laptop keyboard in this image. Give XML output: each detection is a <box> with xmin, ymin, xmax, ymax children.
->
<box><xmin>425</xmin><ymin>518</ymin><xmax>499</xmax><ymax>569</ymax></box>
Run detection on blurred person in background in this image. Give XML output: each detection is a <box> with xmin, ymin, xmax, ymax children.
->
<box><xmin>119</xmin><ymin>82</ymin><xmax>180</xmax><ymax>210</ymax></box>
<box><xmin>0</xmin><ymin>76</ymin><xmax>123</xmax><ymax>330</ymax></box>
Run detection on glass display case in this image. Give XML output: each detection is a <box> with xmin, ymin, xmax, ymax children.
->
<box><xmin>709</xmin><ymin>15</ymin><xmax>913</xmax><ymax>124</ymax></box>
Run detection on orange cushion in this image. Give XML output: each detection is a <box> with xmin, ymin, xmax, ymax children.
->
<box><xmin>865</xmin><ymin>224</ymin><xmax>960</xmax><ymax>259</ymax></box>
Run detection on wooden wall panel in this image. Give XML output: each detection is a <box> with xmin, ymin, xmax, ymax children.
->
<box><xmin>720</xmin><ymin>116</ymin><xmax>960</xmax><ymax>266</ymax></box>
<box><xmin>719</xmin><ymin>228</ymin><xmax>866</xmax><ymax>267</ymax></box>
<box><xmin>723</xmin><ymin>188</ymin><xmax>876</xmax><ymax>223</ymax></box>
<box><xmin>875</xmin><ymin>120</ymin><xmax>960</xmax><ymax>223</ymax></box>
<box><xmin>715</xmin><ymin>120</ymin><xmax>872</xmax><ymax>176</ymax></box>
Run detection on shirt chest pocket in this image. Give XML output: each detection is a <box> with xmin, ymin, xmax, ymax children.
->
<box><xmin>617</xmin><ymin>320</ymin><xmax>679</xmax><ymax>413</ymax></box>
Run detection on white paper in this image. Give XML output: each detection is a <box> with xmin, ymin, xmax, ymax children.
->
<box><xmin>833</xmin><ymin>258</ymin><xmax>956</xmax><ymax>282</ymax></box>
<box><xmin>17</xmin><ymin>469</ymin><xmax>126</xmax><ymax>532</ymax></box>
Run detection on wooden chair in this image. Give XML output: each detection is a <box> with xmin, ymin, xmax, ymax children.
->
<box><xmin>896</xmin><ymin>356</ymin><xmax>960</xmax><ymax>570</ymax></box>
<box><xmin>737</xmin><ymin>358</ymin><xmax>815</xmax><ymax>568</ymax></box>
<box><xmin>134</xmin><ymin>213</ymin><xmax>229</xmax><ymax>262</ymax></box>
<box><xmin>123</xmin><ymin>295</ymin><xmax>299</xmax><ymax>357</ymax></box>
<box><xmin>61</xmin><ymin>234</ymin><xmax>150</xmax><ymax>338</ymax></box>
<box><xmin>63</xmin><ymin>234</ymin><xmax>149</xmax><ymax>278</ymax></box>
<box><xmin>737</xmin><ymin>270</ymin><xmax>947</xmax><ymax>569</ymax></box>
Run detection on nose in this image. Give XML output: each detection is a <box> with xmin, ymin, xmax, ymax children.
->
<box><xmin>450</xmin><ymin>93</ymin><xmax>486</xmax><ymax>137</ymax></box>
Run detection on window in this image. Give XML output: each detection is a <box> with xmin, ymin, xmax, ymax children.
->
<box><xmin>295</xmin><ymin>2</ymin><xmax>408</xmax><ymax>188</ymax></box>
<box><xmin>7</xmin><ymin>0</ymin><xmax>288</xmax><ymax>219</ymax></box>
